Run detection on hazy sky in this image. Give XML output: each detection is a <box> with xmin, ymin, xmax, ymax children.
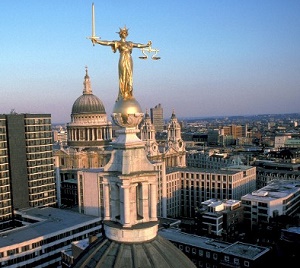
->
<box><xmin>1</xmin><ymin>0</ymin><xmax>300</xmax><ymax>123</ymax></box>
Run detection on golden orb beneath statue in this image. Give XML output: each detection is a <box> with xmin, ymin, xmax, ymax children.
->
<box><xmin>112</xmin><ymin>97</ymin><xmax>144</xmax><ymax>128</ymax></box>
<box><xmin>113</xmin><ymin>97</ymin><xmax>142</xmax><ymax>114</ymax></box>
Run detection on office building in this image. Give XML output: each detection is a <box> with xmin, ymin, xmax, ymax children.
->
<box><xmin>186</xmin><ymin>150</ymin><xmax>244</xmax><ymax>169</ymax></box>
<box><xmin>159</xmin><ymin>228</ymin><xmax>271</xmax><ymax>268</ymax></box>
<box><xmin>150</xmin><ymin>103</ymin><xmax>164</xmax><ymax>132</ymax></box>
<box><xmin>254</xmin><ymin>159</ymin><xmax>300</xmax><ymax>188</ymax></box>
<box><xmin>194</xmin><ymin>199</ymin><xmax>244</xmax><ymax>238</ymax></box>
<box><xmin>241</xmin><ymin>180</ymin><xmax>300</xmax><ymax>230</ymax></box>
<box><xmin>0</xmin><ymin>207</ymin><xmax>101</xmax><ymax>267</ymax></box>
<box><xmin>165</xmin><ymin>165</ymin><xmax>256</xmax><ymax>218</ymax></box>
<box><xmin>0</xmin><ymin>113</ymin><xmax>56</xmax><ymax>228</ymax></box>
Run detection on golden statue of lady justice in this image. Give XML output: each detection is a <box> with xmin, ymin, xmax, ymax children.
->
<box><xmin>88</xmin><ymin>4</ymin><xmax>152</xmax><ymax>101</ymax></box>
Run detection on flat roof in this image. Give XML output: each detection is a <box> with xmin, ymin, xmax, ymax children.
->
<box><xmin>0</xmin><ymin>207</ymin><xmax>100</xmax><ymax>248</ymax></box>
<box><xmin>159</xmin><ymin>228</ymin><xmax>270</xmax><ymax>260</ymax></box>
<box><xmin>166</xmin><ymin>166</ymin><xmax>253</xmax><ymax>175</ymax></box>
<box><xmin>242</xmin><ymin>180</ymin><xmax>300</xmax><ymax>201</ymax></box>
<box><xmin>159</xmin><ymin>228</ymin><xmax>230</xmax><ymax>253</ymax></box>
<box><xmin>223</xmin><ymin>242</ymin><xmax>270</xmax><ymax>260</ymax></box>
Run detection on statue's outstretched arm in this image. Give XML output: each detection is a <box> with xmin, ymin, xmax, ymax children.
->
<box><xmin>91</xmin><ymin>38</ymin><xmax>118</xmax><ymax>53</ymax></box>
<box><xmin>92</xmin><ymin>38</ymin><xmax>115</xmax><ymax>46</ymax></box>
<box><xmin>132</xmin><ymin>40</ymin><xmax>152</xmax><ymax>49</ymax></box>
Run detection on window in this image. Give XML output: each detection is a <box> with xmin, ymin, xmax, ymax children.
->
<box><xmin>206</xmin><ymin>251</ymin><xmax>210</xmax><ymax>258</ymax></box>
<box><xmin>224</xmin><ymin>256</ymin><xmax>229</xmax><ymax>262</ymax></box>
<box><xmin>244</xmin><ymin>261</ymin><xmax>250</xmax><ymax>267</ymax></box>
<box><xmin>7</xmin><ymin>249</ymin><xmax>15</xmax><ymax>256</ymax></box>
<box><xmin>234</xmin><ymin>258</ymin><xmax>240</xmax><ymax>265</ymax></box>
<box><xmin>199</xmin><ymin>249</ymin><xmax>203</xmax><ymax>256</ymax></box>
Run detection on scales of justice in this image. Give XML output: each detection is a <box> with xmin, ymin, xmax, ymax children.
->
<box><xmin>87</xmin><ymin>3</ymin><xmax>160</xmax><ymax>128</ymax></box>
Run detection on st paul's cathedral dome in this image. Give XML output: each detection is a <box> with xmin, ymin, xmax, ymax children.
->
<box><xmin>66</xmin><ymin>67</ymin><xmax>112</xmax><ymax>149</ymax></box>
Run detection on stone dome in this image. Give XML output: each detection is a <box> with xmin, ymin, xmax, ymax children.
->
<box><xmin>71</xmin><ymin>67</ymin><xmax>107</xmax><ymax>115</ymax></box>
<box><xmin>71</xmin><ymin>93</ymin><xmax>106</xmax><ymax>114</ymax></box>
<box><xmin>71</xmin><ymin>234</ymin><xmax>196</xmax><ymax>268</ymax></box>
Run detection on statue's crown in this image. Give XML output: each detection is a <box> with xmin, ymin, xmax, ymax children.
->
<box><xmin>117</xmin><ymin>26</ymin><xmax>128</xmax><ymax>35</ymax></box>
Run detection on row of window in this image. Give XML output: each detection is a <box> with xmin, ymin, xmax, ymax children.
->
<box><xmin>0</xmin><ymin>207</ymin><xmax>12</xmax><ymax>216</ymax></box>
<box><xmin>29</xmin><ymin>176</ymin><xmax>55</xmax><ymax>183</ymax></box>
<box><xmin>174</xmin><ymin>242</ymin><xmax>251</xmax><ymax>267</ymax></box>
<box><xmin>0</xmin><ymin>164</ymin><xmax>9</xmax><ymax>171</ymax></box>
<box><xmin>29</xmin><ymin>198</ymin><xmax>56</xmax><ymax>207</ymax></box>
<box><xmin>29</xmin><ymin>191</ymin><xmax>56</xmax><ymax>201</ymax></box>
<box><xmin>27</xmin><ymin>158</ymin><xmax>53</xmax><ymax>166</ymax></box>
<box><xmin>28</xmin><ymin>172</ymin><xmax>54</xmax><ymax>182</ymax></box>
<box><xmin>26</xmin><ymin>139</ymin><xmax>52</xmax><ymax>146</ymax></box>
<box><xmin>25</xmin><ymin>118</ymin><xmax>51</xmax><ymax>125</ymax></box>
<box><xmin>27</xmin><ymin>166</ymin><xmax>54</xmax><ymax>174</ymax></box>
<box><xmin>29</xmin><ymin>185</ymin><xmax>55</xmax><ymax>194</ymax></box>
<box><xmin>0</xmin><ymin>186</ymin><xmax>10</xmax><ymax>197</ymax></box>
<box><xmin>182</xmin><ymin>172</ymin><xmax>234</xmax><ymax>182</ymax></box>
<box><xmin>0</xmin><ymin>177</ymin><xmax>9</xmax><ymax>185</ymax></box>
<box><xmin>25</xmin><ymin>126</ymin><xmax>52</xmax><ymax>132</ymax></box>
<box><xmin>0</xmin><ymin>146</ymin><xmax>7</xmax><ymax>153</ymax></box>
<box><xmin>25</xmin><ymin>132</ymin><xmax>52</xmax><ymax>139</ymax></box>
<box><xmin>0</xmin><ymin>157</ymin><xmax>8</xmax><ymax>164</ymax></box>
<box><xmin>0</xmin><ymin>199</ymin><xmax>11</xmax><ymax>208</ymax></box>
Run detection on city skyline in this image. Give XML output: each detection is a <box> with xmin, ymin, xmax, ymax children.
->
<box><xmin>1</xmin><ymin>0</ymin><xmax>300</xmax><ymax>123</ymax></box>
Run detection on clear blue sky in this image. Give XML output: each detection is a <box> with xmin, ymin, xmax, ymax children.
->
<box><xmin>1</xmin><ymin>0</ymin><xmax>300</xmax><ymax>123</ymax></box>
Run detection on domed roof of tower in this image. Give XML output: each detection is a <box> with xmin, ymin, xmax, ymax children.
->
<box><xmin>170</xmin><ymin>109</ymin><xmax>177</xmax><ymax>119</ymax></box>
<box><xmin>71</xmin><ymin>67</ymin><xmax>106</xmax><ymax>115</ymax></box>
<box><xmin>144</xmin><ymin>109</ymin><xmax>150</xmax><ymax>119</ymax></box>
<box><xmin>71</xmin><ymin>234</ymin><xmax>196</xmax><ymax>268</ymax></box>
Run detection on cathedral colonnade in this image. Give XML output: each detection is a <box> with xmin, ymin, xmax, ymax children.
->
<box><xmin>68</xmin><ymin>126</ymin><xmax>112</xmax><ymax>141</ymax></box>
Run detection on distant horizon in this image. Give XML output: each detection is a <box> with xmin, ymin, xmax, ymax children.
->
<box><xmin>51</xmin><ymin>111</ymin><xmax>300</xmax><ymax>125</ymax></box>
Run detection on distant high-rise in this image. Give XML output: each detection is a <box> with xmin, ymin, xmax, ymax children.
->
<box><xmin>150</xmin><ymin>103</ymin><xmax>164</xmax><ymax>132</ymax></box>
<box><xmin>0</xmin><ymin>113</ymin><xmax>56</xmax><ymax>226</ymax></box>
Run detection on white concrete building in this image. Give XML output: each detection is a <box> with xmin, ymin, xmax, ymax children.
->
<box><xmin>0</xmin><ymin>207</ymin><xmax>101</xmax><ymax>268</ymax></box>
<box><xmin>241</xmin><ymin>180</ymin><xmax>300</xmax><ymax>230</ymax></box>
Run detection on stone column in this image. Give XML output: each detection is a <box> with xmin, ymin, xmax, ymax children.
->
<box><xmin>121</xmin><ymin>184</ymin><xmax>131</xmax><ymax>226</ymax></box>
<box><xmin>87</xmin><ymin>128</ymin><xmax>90</xmax><ymax>141</ymax></box>
<box><xmin>103</xmin><ymin>182</ymin><xmax>110</xmax><ymax>220</ymax></box>
<box><xmin>150</xmin><ymin>183</ymin><xmax>157</xmax><ymax>220</ymax></box>
<box><xmin>104</xmin><ymin>128</ymin><xmax>107</xmax><ymax>140</ymax></box>
<box><xmin>100</xmin><ymin>128</ymin><xmax>103</xmax><ymax>140</ymax></box>
<box><xmin>109</xmin><ymin>127</ymin><xmax>112</xmax><ymax>140</ymax></box>
<box><xmin>141</xmin><ymin>182</ymin><xmax>149</xmax><ymax>221</ymax></box>
<box><xmin>94</xmin><ymin>128</ymin><xmax>97</xmax><ymax>140</ymax></box>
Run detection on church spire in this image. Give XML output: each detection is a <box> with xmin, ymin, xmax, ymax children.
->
<box><xmin>140</xmin><ymin>108</ymin><xmax>155</xmax><ymax>141</ymax></box>
<box><xmin>83</xmin><ymin>66</ymin><xmax>92</xmax><ymax>94</ymax></box>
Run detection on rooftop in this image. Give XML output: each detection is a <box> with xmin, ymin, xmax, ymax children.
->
<box><xmin>159</xmin><ymin>228</ymin><xmax>230</xmax><ymax>253</ymax></box>
<box><xmin>166</xmin><ymin>165</ymin><xmax>254</xmax><ymax>175</ymax></box>
<box><xmin>242</xmin><ymin>180</ymin><xmax>300</xmax><ymax>201</ymax></box>
<box><xmin>224</xmin><ymin>242</ymin><xmax>270</xmax><ymax>260</ymax></box>
<box><xmin>0</xmin><ymin>207</ymin><xmax>100</xmax><ymax>248</ymax></box>
<box><xmin>159</xmin><ymin>228</ymin><xmax>270</xmax><ymax>260</ymax></box>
